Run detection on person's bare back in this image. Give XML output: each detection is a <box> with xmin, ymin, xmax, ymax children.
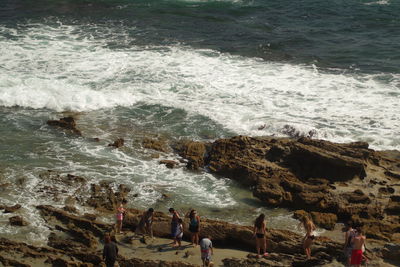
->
<box><xmin>352</xmin><ymin>234</ymin><xmax>365</xmax><ymax>250</ymax></box>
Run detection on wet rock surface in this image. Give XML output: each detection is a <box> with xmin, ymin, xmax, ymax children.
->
<box><xmin>175</xmin><ymin>136</ymin><xmax>400</xmax><ymax>243</ymax></box>
<box><xmin>2</xmin><ymin>131</ymin><xmax>400</xmax><ymax>266</ymax></box>
<box><xmin>47</xmin><ymin>116</ymin><xmax>82</xmax><ymax>136</ymax></box>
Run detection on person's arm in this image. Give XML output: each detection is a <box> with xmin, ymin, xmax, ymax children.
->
<box><xmin>344</xmin><ymin>231</ymin><xmax>349</xmax><ymax>248</ymax></box>
<box><xmin>103</xmin><ymin>245</ymin><xmax>106</xmax><ymax>260</ymax></box>
<box><xmin>210</xmin><ymin>243</ymin><xmax>214</xmax><ymax>255</ymax></box>
<box><xmin>115</xmin><ymin>244</ymin><xmax>119</xmax><ymax>256</ymax></box>
<box><xmin>253</xmin><ymin>225</ymin><xmax>257</xmax><ymax>236</ymax></box>
<box><xmin>197</xmin><ymin>215</ymin><xmax>201</xmax><ymax>230</ymax></box>
<box><xmin>262</xmin><ymin>222</ymin><xmax>266</xmax><ymax>235</ymax></box>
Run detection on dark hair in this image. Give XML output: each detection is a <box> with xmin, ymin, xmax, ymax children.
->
<box><xmin>347</xmin><ymin>220</ymin><xmax>353</xmax><ymax>228</ymax></box>
<box><xmin>148</xmin><ymin>208</ymin><xmax>154</xmax><ymax>213</ymax></box>
<box><xmin>254</xmin><ymin>213</ymin><xmax>265</xmax><ymax>229</ymax></box>
<box><xmin>189</xmin><ymin>210</ymin><xmax>196</xmax><ymax>219</ymax></box>
<box><xmin>178</xmin><ymin>218</ymin><xmax>183</xmax><ymax>224</ymax></box>
<box><xmin>105</xmin><ymin>234</ymin><xmax>111</xmax><ymax>244</ymax></box>
<box><xmin>169</xmin><ymin>208</ymin><xmax>174</xmax><ymax>212</ymax></box>
<box><xmin>355</xmin><ymin>226</ymin><xmax>363</xmax><ymax>234</ymax></box>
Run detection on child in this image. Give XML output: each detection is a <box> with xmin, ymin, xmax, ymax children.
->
<box><xmin>175</xmin><ymin>218</ymin><xmax>184</xmax><ymax>248</ymax></box>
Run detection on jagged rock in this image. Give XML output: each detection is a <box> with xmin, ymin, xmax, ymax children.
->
<box><xmin>36</xmin><ymin>205</ymin><xmax>111</xmax><ymax>238</ymax></box>
<box><xmin>47</xmin><ymin>117</ymin><xmax>82</xmax><ymax>136</ymax></box>
<box><xmin>108</xmin><ymin>138</ymin><xmax>124</xmax><ymax>148</ymax></box>
<box><xmin>9</xmin><ymin>216</ymin><xmax>28</xmax><ymax>226</ymax></box>
<box><xmin>3</xmin><ymin>204</ymin><xmax>22</xmax><ymax>213</ymax></box>
<box><xmin>175</xmin><ymin>135</ymin><xmax>400</xmax><ymax>241</ymax></box>
<box><xmin>142</xmin><ymin>138</ymin><xmax>170</xmax><ymax>153</ymax></box>
<box><xmin>174</xmin><ymin>141</ymin><xmax>207</xmax><ymax>170</ymax></box>
<box><xmin>159</xmin><ymin>160</ymin><xmax>179</xmax><ymax>169</ymax></box>
<box><xmin>83</xmin><ymin>213</ymin><xmax>97</xmax><ymax>221</ymax></box>
<box><xmin>86</xmin><ymin>182</ymin><xmax>129</xmax><ymax>211</ymax></box>
<box><xmin>0</xmin><ymin>255</ymin><xmax>31</xmax><ymax>267</ymax></box>
<box><xmin>310</xmin><ymin>212</ymin><xmax>337</xmax><ymax>230</ymax></box>
<box><xmin>63</xmin><ymin>205</ymin><xmax>78</xmax><ymax>213</ymax></box>
<box><xmin>385</xmin><ymin>195</ymin><xmax>400</xmax><ymax>215</ymax></box>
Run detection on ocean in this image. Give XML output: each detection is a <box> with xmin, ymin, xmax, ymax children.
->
<box><xmin>0</xmin><ymin>0</ymin><xmax>399</xmax><ymax>244</ymax></box>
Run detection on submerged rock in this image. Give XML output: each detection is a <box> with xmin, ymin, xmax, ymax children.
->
<box><xmin>108</xmin><ymin>138</ymin><xmax>124</xmax><ymax>148</ymax></box>
<box><xmin>47</xmin><ymin>116</ymin><xmax>82</xmax><ymax>136</ymax></box>
<box><xmin>9</xmin><ymin>216</ymin><xmax>28</xmax><ymax>226</ymax></box>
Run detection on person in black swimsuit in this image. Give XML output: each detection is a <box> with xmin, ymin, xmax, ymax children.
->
<box><xmin>253</xmin><ymin>213</ymin><xmax>268</xmax><ymax>258</ymax></box>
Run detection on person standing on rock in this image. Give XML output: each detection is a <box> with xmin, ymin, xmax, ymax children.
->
<box><xmin>350</xmin><ymin>227</ymin><xmax>366</xmax><ymax>267</ymax></box>
<box><xmin>301</xmin><ymin>216</ymin><xmax>316</xmax><ymax>260</ymax></box>
<box><xmin>253</xmin><ymin>213</ymin><xmax>268</xmax><ymax>258</ymax></box>
<box><xmin>116</xmin><ymin>203</ymin><xmax>126</xmax><ymax>234</ymax></box>
<box><xmin>103</xmin><ymin>234</ymin><xmax>119</xmax><ymax>267</ymax></box>
<box><xmin>186</xmin><ymin>209</ymin><xmax>201</xmax><ymax>246</ymax></box>
<box><xmin>175</xmin><ymin>218</ymin><xmax>184</xmax><ymax>248</ymax></box>
<box><xmin>136</xmin><ymin>208</ymin><xmax>154</xmax><ymax>238</ymax></box>
<box><xmin>343</xmin><ymin>221</ymin><xmax>356</xmax><ymax>266</ymax></box>
<box><xmin>200</xmin><ymin>236</ymin><xmax>214</xmax><ymax>267</ymax></box>
<box><xmin>169</xmin><ymin>208</ymin><xmax>181</xmax><ymax>246</ymax></box>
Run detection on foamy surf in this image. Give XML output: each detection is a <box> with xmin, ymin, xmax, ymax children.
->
<box><xmin>0</xmin><ymin>23</ymin><xmax>399</xmax><ymax>150</ymax></box>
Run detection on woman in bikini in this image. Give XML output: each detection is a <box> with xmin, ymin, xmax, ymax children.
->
<box><xmin>115</xmin><ymin>203</ymin><xmax>126</xmax><ymax>234</ymax></box>
<box><xmin>187</xmin><ymin>209</ymin><xmax>201</xmax><ymax>246</ymax></box>
<box><xmin>301</xmin><ymin>216</ymin><xmax>316</xmax><ymax>259</ymax></box>
<box><xmin>253</xmin><ymin>213</ymin><xmax>268</xmax><ymax>258</ymax></box>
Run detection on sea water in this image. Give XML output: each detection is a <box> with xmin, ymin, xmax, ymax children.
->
<box><xmin>0</xmin><ymin>0</ymin><xmax>399</xmax><ymax>244</ymax></box>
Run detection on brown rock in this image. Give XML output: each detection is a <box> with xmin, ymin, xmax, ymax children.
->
<box><xmin>108</xmin><ymin>138</ymin><xmax>124</xmax><ymax>148</ymax></box>
<box><xmin>9</xmin><ymin>216</ymin><xmax>28</xmax><ymax>226</ymax></box>
<box><xmin>142</xmin><ymin>138</ymin><xmax>170</xmax><ymax>153</ymax></box>
<box><xmin>310</xmin><ymin>212</ymin><xmax>337</xmax><ymax>230</ymax></box>
<box><xmin>3</xmin><ymin>204</ymin><xmax>22</xmax><ymax>213</ymax></box>
<box><xmin>47</xmin><ymin>116</ymin><xmax>82</xmax><ymax>136</ymax></box>
<box><xmin>159</xmin><ymin>160</ymin><xmax>179</xmax><ymax>169</ymax></box>
<box><xmin>175</xmin><ymin>141</ymin><xmax>207</xmax><ymax>170</ymax></box>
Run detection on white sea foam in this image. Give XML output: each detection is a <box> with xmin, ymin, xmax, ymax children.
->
<box><xmin>0</xmin><ymin>23</ymin><xmax>399</xmax><ymax>150</ymax></box>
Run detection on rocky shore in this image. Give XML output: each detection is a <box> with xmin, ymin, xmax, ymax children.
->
<box><xmin>0</xmin><ymin>117</ymin><xmax>399</xmax><ymax>266</ymax></box>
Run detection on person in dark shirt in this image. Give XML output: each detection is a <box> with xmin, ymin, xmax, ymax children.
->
<box><xmin>103</xmin><ymin>234</ymin><xmax>118</xmax><ymax>267</ymax></box>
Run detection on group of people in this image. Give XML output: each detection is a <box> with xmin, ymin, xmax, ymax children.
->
<box><xmin>105</xmin><ymin>204</ymin><xmax>367</xmax><ymax>267</ymax></box>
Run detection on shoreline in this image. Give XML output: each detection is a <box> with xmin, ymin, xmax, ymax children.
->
<box><xmin>0</xmin><ymin>117</ymin><xmax>399</xmax><ymax>266</ymax></box>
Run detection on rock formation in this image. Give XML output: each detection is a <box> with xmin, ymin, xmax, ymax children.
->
<box><xmin>47</xmin><ymin>116</ymin><xmax>82</xmax><ymax>136</ymax></box>
<box><xmin>175</xmin><ymin>136</ymin><xmax>400</xmax><ymax>243</ymax></box>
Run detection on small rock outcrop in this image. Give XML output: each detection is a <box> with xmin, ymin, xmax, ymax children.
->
<box><xmin>47</xmin><ymin>116</ymin><xmax>82</xmax><ymax>136</ymax></box>
<box><xmin>108</xmin><ymin>138</ymin><xmax>124</xmax><ymax>148</ymax></box>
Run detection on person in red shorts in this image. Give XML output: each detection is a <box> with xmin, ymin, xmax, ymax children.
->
<box><xmin>350</xmin><ymin>227</ymin><xmax>366</xmax><ymax>267</ymax></box>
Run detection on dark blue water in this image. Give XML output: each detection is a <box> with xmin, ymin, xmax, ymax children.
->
<box><xmin>1</xmin><ymin>0</ymin><xmax>399</xmax><ymax>73</ymax></box>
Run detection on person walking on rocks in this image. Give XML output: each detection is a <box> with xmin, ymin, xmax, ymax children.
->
<box><xmin>350</xmin><ymin>227</ymin><xmax>366</xmax><ymax>267</ymax></box>
<box><xmin>103</xmin><ymin>234</ymin><xmax>119</xmax><ymax>267</ymax></box>
<box><xmin>175</xmin><ymin>218</ymin><xmax>184</xmax><ymax>248</ymax></box>
<box><xmin>136</xmin><ymin>208</ymin><xmax>154</xmax><ymax>238</ymax></box>
<box><xmin>253</xmin><ymin>213</ymin><xmax>268</xmax><ymax>258</ymax></box>
<box><xmin>116</xmin><ymin>203</ymin><xmax>126</xmax><ymax>234</ymax></box>
<box><xmin>186</xmin><ymin>209</ymin><xmax>201</xmax><ymax>246</ymax></box>
<box><xmin>169</xmin><ymin>208</ymin><xmax>181</xmax><ymax>246</ymax></box>
<box><xmin>343</xmin><ymin>221</ymin><xmax>356</xmax><ymax>266</ymax></box>
<box><xmin>301</xmin><ymin>216</ymin><xmax>316</xmax><ymax>260</ymax></box>
<box><xmin>200</xmin><ymin>236</ymin><xmax>214</xmax><ymax>267</ymax></box>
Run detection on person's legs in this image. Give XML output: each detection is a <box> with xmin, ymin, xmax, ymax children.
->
<box><xmin>116</xmin><ymin>220</ymin><xmax>122</xmax><ymax>234</ymax></box>
<box><xmin>146</xmin><ymin>223</ymin><xmax>153</xmax><ymax>238</ymax></box>
<box><xmin>303</xmin><ymin>238</ymin><xmax>312</xmax><ymax>259</ymax></box>
<box><xmin>191</xmin><ymin>232</ymin><xmax>195</xmax><ymax>245</ymax></box>
<box><xmin>105</xmin><ymin>259</ymin><xmax>115</xmax><ymax>267</ymax></box>
<box><xmin>261</xmin><ymin>237</ymin><xmax>268</xmax><ymax>256</ymax></box>
<box><xmin>195</xmin><ymin>232</ymin><xmax>199</xmax><ymax>246</ymax></box>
